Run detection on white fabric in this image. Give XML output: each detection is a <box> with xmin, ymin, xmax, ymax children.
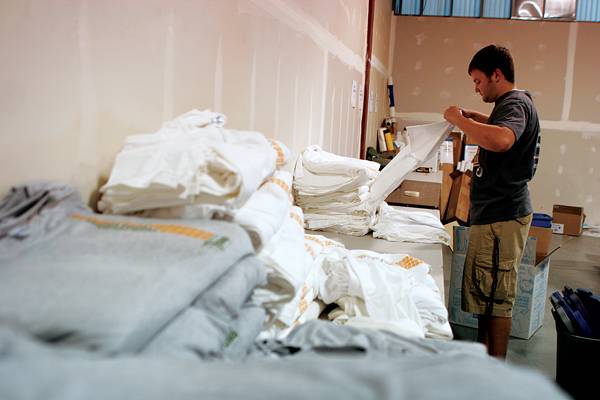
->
<box><xmin>371</xmin><ymin>202</ymin><xmax>451</xmax><ymax>245</ymax></box>
<box><xmin>369</xmin><ymin>121</ymin><xmax>453</xmax><ymax>209</ymax></box>
<box><xmin>293</xmin><ymin>146</ymin><xmax>379</xmax><ymax>236</ymax></box>
<box><xmin>276</xmin><ymin>266</ymin><xmax>320</xmax><ymax>327</ymax></box>
<box><xmin>159</xmin><ymin>109</ymin><xmax>226</xmax><ymax>131</ymax></box>
<box><xmin>258</xmin><ymin>231</ymin><xmax>451</xmax><ymax>340</ymax></box>
<box><xmin>253</xmin><ymin>206</ymin><xmax>313</xmax><ymax>313</ymax></box>
<box><xmin>303</xmin><ymin>234</ymin><xmax>345</xmax><ymax>258</ymax></box>
<box><xmin>407</xmin><ymin>264</ymin><xmax>453</xmax><ymax>339</ymax></box>
<box><xmin>350</xmin><ymin>249</ymin><xmax>452</xmax><ymax>339</ymax></box>
<box><xmin>302</xmin><ymin>212</ymin><xmax>374</xmax><ymax>236</ymax></box>
<box><xmin>269</xmin><ymin>139</ymin><xmax>292</xmax><ymax>170</ymax></box>
<box><xmin>317</xmin><ymin>247</ymin><xmax>425</xmax><ymax>338</ymax></box>
<box><xmin>99</xmin><ymin>110</ymin><xmax>277</xmax><ymax>214</ymax></box>
<box><xmin>299</xmin><ymin>145</ymin><xmax>380</xmax><ymax>179</ymax></box>
<box><xmin>294</xmin><ymin>157</ymin><xmax>375</xmax><ymax>196</ymax></box>
<box><xmin>234</xmin><ymin>171</ymin><xmax>293</xmax><ymax>250</ymax></box>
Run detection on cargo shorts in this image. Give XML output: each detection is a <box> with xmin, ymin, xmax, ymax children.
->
<box><xmin>462</xmin><ymin>214</ymin><xmax>532</xmax><ymax>318</ymax></box>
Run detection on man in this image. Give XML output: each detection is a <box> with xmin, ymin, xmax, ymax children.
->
<box><xmin>443</xmin><ymin>44</ymin><xmax>540</xmax><ymax>358</ymax></box>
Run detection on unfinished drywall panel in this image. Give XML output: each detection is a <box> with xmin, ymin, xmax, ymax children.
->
<box><xmin>0</xmin><ymin>0</ymin><xmax>103</xmax><ymax>198</ymax></box>
<box><xmin>0</xmin><ymin>0</ymin><xmax>369</xmax><ymax>202</ymax></box>
<box><xmin>87</xmin><ymin>1</ymin><xmax>174</xmax><ymax>189</ymax></box>
<box><xmin>323</xmin><ymin>53</ymin><xmax>363</xmax><ymax>158</ymax></box>
<box><xmin>529</xmin><ymin>130</ymin><xmax>600</xmax><ymax>225</ymax></box>
<box><xmin>392</xmin><ymin>17</ymin><xmax>568</xmax><ymax>120</ymax></box>
<box><xmin>290</xmin><ymin>0</ymin><xmax>368</xmax><ymax>58</ymax></box>
<box><xmin>570</xmin><ymin>23</ymin><xmax>600</xmax><ymax>123</ymax></box>
<box><xmin>169</xmin><ymin>2</ymin><xmax>224</xmax><ymax>121</ymax></box>
<box><xmin>372</xmin><ymin>0</ymin><xmax>392</xmax><ymax>73</ymax></box>
<box><xmin>363</xmin><ymin>0</ymin><xmax>394</xmax><ymax>156</ymax></box>
<box><xmin>365</xmin><ymin>68</ymin><xmax>390</xmax><ymax>151</ymax></box>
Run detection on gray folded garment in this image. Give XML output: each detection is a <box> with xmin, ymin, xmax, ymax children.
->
<box><xmin>256</xmin><ymin>319</ymin><xmax>486</xmax><ymax>358</ymax></box>
<box><xmin>0</xmin><ymin>187</ymin><xmax>257</xmax><ymax>354</ymax></box>
<box><xmin>0</xmin><ymin>183</ymin><xmax>85</xmax><ymax>241</ymax></box>
<box><xmin>0</xmin><ymin>325</ymin><xmax>568</xmax><ymax>400</ymax></box>
<box><xmin>143</xmin><ymin>256</ymin><xmax>266</xmax><ymax>359</ymax></box>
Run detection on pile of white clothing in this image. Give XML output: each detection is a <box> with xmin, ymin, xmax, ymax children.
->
<box><xmin>293</xmin><ymin>145</ymin><xmax>380</xmax><ymax>236</ymax></box>
<box><xmin>98</xmin><ymin>109</ymin><xmax>278</xmax><ymax>217</ymax></box>
<box><xmin>257</xmin><ymin>231</ymin><xmax>453</xmax><ymax>341</ymax></box>
<box><xmin>233</xmin><ymin>170</ymin><xmax>293</xmax><ymax>250</ymax></box>
<box><xmin>320</xmin><ymin>247</ymin><xmax>424</xmax><ymax>338</ymax></box>
<box><xmin>346</xmin><ymin>250</ymin><xmax>452</xmax><ymax>340</ymax></box>
<box><xmin>253</xmin><ymin>206</ymin><xmax>312</xmax><ymax>310</ymax></box>
<box><xmin>293</xmin><ymin>122</ymin><xmax>453</xmax><ymax>238</ymax></box>
<box><xmin>371</xmin><ymin>202</ymin><xmax>451</xmax><ymax>245</ymax></box>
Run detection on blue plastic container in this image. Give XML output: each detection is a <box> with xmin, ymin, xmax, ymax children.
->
<box><xmin>532</xmin><ymin>213</ymin><xmax>552</xmax><ymax>228</ymax></box>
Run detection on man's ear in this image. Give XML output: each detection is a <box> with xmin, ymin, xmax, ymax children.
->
<box><xmin>493</xmin><ymin>68</ymin><xmax>503</xmax><ymax>83</ymax></box>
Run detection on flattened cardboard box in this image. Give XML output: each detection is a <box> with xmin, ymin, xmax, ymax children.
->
<box><xmin>448</xmin><ymin>226</ymin><xmax>559</xmax><ymax>339</ymax></box>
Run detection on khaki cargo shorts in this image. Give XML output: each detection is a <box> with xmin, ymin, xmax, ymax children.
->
<box><xmin>462</xmin><ymin>214</ymin><xmax>532</xmax><ymax>318</ymax></box>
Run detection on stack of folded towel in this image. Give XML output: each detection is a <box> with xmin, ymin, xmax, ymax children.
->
<box><xmin>98</xmin><ymin>109</ymin><xmax>277</xmax><ymax>218</ymax></box>
<box><xmin>293</xmin><ymin>145</ymin><xmax>380</xmax><ymax>236</ymax></box>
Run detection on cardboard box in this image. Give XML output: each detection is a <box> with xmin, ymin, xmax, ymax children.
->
<box><xmin>444</xmin><ymin>170</ymin><xmax>471</xmax><ymax>224</ymax></box>
<box><xmin>440</xmin><ymin>163</ymin><xmax>454</xmax><ymax>218</ymax></box>
<box><xmin>528</xmin><ymin>225</ymin><xmax>552</xmax><ymax>261</ymax></box>
<box><xmin>552</xmin><ymin>205</ymin><xmax>584</xmax><ymax>236</ymax></box>
<box><xmin>386</xmin><ymin>179</ymin><xmax>441</xmax><ymax>208</ymax></box>
<box><xmin>448</xmin><ymin>226</ymin><xmax>559</xmax><ymax>339</ymax></box>
<box><xmin>448</xmin><ymin>131</ymin><xmax>463</xmax><ymax>169</ymax></box>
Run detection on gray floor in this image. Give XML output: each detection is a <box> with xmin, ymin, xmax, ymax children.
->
<box><xmin>442</xmin><ymin>233</ymin><xmax>600</xmax><ymax>380</ymax></box>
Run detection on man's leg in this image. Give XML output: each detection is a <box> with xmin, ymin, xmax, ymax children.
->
<box><xmin>487</xmin><ymin>316</ymin><xmax>512</xmax><ymax>358</ymax></box>
<box><xmin>477</xmin><ymin>314</ymin><xmax>489</xmax><ymax>347</ymax></box>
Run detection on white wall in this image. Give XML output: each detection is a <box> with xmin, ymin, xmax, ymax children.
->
<box><xmin>0</xmin><ymin>0</ymin><xmax>370</xmax><ymax>205</ymax></box>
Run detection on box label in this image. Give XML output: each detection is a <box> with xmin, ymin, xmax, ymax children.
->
<box><xmin>551</xmin><ymin>223</ymin><xmax>564</xmax><ymax>234</ymax></box>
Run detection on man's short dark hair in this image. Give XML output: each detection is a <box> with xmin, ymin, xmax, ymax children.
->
<box><xmin>468</xmin><ymin>44</ymin><xmax>515</xmax><ymax>83</ymax></box>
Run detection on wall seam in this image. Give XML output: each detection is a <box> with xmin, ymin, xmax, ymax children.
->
<box><xmin>247</xmin><ymin>0</ymin><xmax>364</xmax><ymax>73</ymax></box>
<box><xmin>561</xmin><ymin>23</ymin><xmax>578</xmax><ymax>121</ymax></box>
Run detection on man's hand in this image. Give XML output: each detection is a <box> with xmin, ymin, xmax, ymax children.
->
<box><xmin>443</xmin><ymin>106</ymin><xmax>463</xmax><ymax>125</ymax></box>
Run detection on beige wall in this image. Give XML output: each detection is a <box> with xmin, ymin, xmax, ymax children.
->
<box><xmin>391</xmin><ymin>16</ymin><xmax>600</xmax><ymax>225</ymax></box>
<box><xmin>0</xmin><ymin>0</ymin><xmax>369</xmax><ymax>204</ymax></box>
<box><xmin>364</xmin><ymin>0</ymin><xmax>394</xmax><ymax>154</ymax></box>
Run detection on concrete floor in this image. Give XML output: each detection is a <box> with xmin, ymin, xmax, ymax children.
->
<box><xmin>443</xmin><ymin>233</ymin><xmax>600</xmax><ymax>380</ymax></box>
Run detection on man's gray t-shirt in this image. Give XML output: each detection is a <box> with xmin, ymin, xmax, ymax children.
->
<box><xmin>470</xmin><ymin>90</ymin><xmax>540</xmax><ymax>225</ymax></box>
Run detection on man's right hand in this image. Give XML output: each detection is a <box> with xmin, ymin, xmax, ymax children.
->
<box><xmin>443</xmin><ymin>106</ymin><xmax>463</xmax><ymax>125</ymax></box>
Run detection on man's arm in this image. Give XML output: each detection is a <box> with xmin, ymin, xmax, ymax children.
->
<box><xmin>444</xmin><ymin>106</ymin><xmax>515</xmax><ymax>152</ymax></box>
<box><xmin>461</xmin><ymin>108</ymin><xmax>489</xmax><ymax>124</ymax></box>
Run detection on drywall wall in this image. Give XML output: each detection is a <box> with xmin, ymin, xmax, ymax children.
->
<box><xmin>391</xmin><ymin>16</ymin><xmax>600</xmax><ymax>225</ymax></box>
<box><xmin>0</xmin><ymin>0</ymin><xmax>368</xmax><ymax>205</ymax></box>
<box><xmin>364</xmin><ymin>0</ymin><xmax>394</xmax><ymax>154</ymax></box>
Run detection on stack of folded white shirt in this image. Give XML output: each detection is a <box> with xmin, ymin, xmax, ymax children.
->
<box><xmin>371</xmin><ymin>202</ymin><xmax>451</xmax><ymax>245</ymax></box>
<box><xmin>98</xmin><ymin>110</ymin><xmax>277</xmax><ymax>217</ymax></box>
<box><xmin>293</xmin><ymin>145</ymin><xmax>381</xmax><ymax>236</ymax></box>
